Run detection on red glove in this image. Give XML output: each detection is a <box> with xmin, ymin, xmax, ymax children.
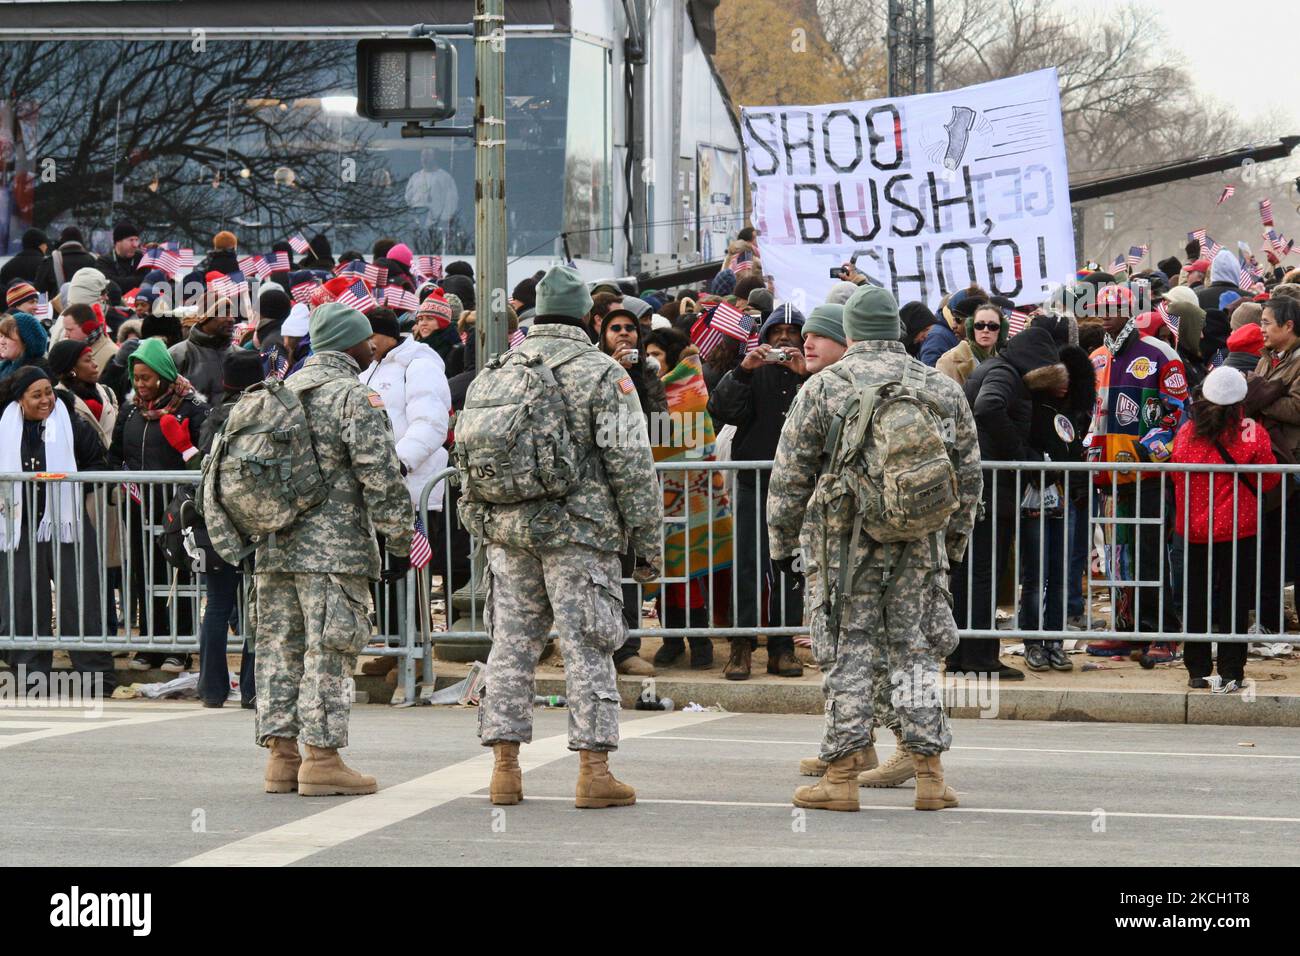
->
<box><xmin>159</xmin><ymin>414</ymin><xmax>198</xmax><ymax>462</ymax></box>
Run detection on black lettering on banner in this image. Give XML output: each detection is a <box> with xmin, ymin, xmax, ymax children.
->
<box><xmin>1038</xmin><ymin>236</ymin><xmax>1048</xmax><ymax>287</ymax></box>
<box><xmin>928</xmin><ymin>166</ymin><xmax>977</xmax><ymax>231</ymax></box>
<box><xmin>742</xmin><ymin>112</ymin><xmax>780</xmax><ymax>177</ymax></box>
<box><xmin>793</xmin><ymin>184</ymin><xmax>830</xmax><ymax>242</ymax></box>
<box><xmin>935</xmin><ymin>241</ymin><xmax>977</xmax><ymax>296</ymax></box>
<box><xmin>865</xmin><ymin>105</ymin><xmax>904</xmax><ymax>170</ymax></box>
<box><xmin>888</xmin><ymin>245</ymin><xmax>928</xmax><ymax>302</ymax></box>
<box><xmin>832</xmin><ymin>181</ymin><xmax>880</xmax><ymax>242</ymax></box>
<box><xmin>884</xmin><ymin>174</ymin><xmax>924</xmax><ymax>238</ymax></box>
<box><xmin>987</xmin><ymin>238</ymin><xmax>1023</xmax><ymax>298</ymax></box>
<box><xmin>821</xmin><ymin>109</ymin><xmax>864</xmax><ymax>174</ymax></box>
<box><xmin>780</xmin><ymin>111</ymin><xmax>818</xmax><ymax>175</ymax></box>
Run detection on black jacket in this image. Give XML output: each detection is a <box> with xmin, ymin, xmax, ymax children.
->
<box><xmin>171</xmin><ymin>325</ymin><xmax>233</xmax><ymax>405</ymax></box>
<box><xmin>34</xmin><ymin>243</ymin><xmax>99</xmax><ymax>297</ymax></box>
<box><xmin>109</xmin><ymin>393</ymin><xmax>210</xmax><ymax>482</ymax></box>
<box><xmin>200</xmin><ymin>249</ymin><xmax>241</xmax><ymax>276</ymax></box>
<box><xmin>1028</xmin><ymin>344</ymin><xmax>1097</xmax><ymax>501</ymax></box>
<box><xmin>707</xmin><ymin>362</ymin><xmax>806</xmax><ymax>463</ymax></box>
<box><xmin>95</xmin><ymin>251</ymin><xmax>145</xmax><ymax>292</ymax></box>
<box><xmin>0</xmin><ymin>248</ymin><xmax>46</xmax><ymax>287</ymax></box>
<box><xmin>19</xmin><ymin>393</ymin><xmax>108</xmax><ymax>515</ymax></box>
<box><xmin>965</xmin><ymin>326</ymin><xmax>1063</xmax><ymax>516</ymax></box>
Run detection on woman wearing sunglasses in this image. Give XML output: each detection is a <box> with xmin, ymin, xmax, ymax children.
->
<box><xmin>937</xmin><ymin>301</ymin><xmax>1007</xmax><ymax>388</ymax></box>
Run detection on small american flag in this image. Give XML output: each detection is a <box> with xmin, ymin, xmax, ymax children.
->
<box><xmin>508</xmin><ymin>328</ymin><xmax>526</xmax><ymax>349</ymax></box>
<box><xmin>413</xmin><ymin>255</ymin><xmax>443</xmax><ymax>281</ymax></box>
<box><xmin>1217</xmin><ymin>185</ymin><xmax>1235</xmax><ymax>204</ymax></box>
<box><xmin>1201</xmin><ymin>235</ymin><xmax>1222</xmax><ymax>260</ymax></box>
<box><xmin>365</xmin><ymin>262</ymin><xmax>388</xmax><ymax>288</ymax></box>
<box><xmin>1238</xmin><ymin>264</ymin><xmax>1254</xmax><ymax>289</ymax></box>
<box><xmin>384</xmin><ymin>287</ymin><xmax>420</xmax><ymax>312</ymax></box>
<box><xmin>745</xmin><ymin>328</ymin><xmax>761</xmax><ymax>351</ymax></box>
<box><xmin>123</xmin><ymin>482</ymin><xmax>143</xmax><ymax>505</ymax></box>
<box><xmin>1007</xmin><ymin>310</ymin><xmax>1031</xmax><ymax>336</ymax></box>
<box><xmin>1157</xmin><ymin>300</ymin><xmax>1179</xmax><ymax>339</ymax></box>
<box><xmin>338</xmin><ymin>279</ymin><xmax>378</xmax><ymax>313</ymax></box>
<box><xmin>710</xmin><ymin>302</ymin><xmax>752</xmax><ymax>342</ymax></box>
<box><xmin>287</xmin><ymin>233</ymin><xmax>311</xmax><ymax>255</ymax></box>
<box><xmin>158</xmin><ymin>243</ymin><xmax>195</xmax><ymax>278</ymax></box>
<box><xmin>1108</xmin><ymin>254</ymin><xmax>1125</xmax><ymax>274</ymax></box>
<box><xmin>291</xmin><ymin>279</ymin><xmax>317</xmax><ymax>304</ymax></box>
<box><xmin>1191</xmin><ymin>228</ymin><xmax>1207</xmax><ymax>251</ymax></box>
<box><xmin>139</xmin><ymin>247</ymin><xmax>163</xmax><ymax>270</ymax></box>
<box><xmin>267</xmin><ymin>251</ymin><xmax>290</xmax><ymax>273</ymax></box>
<box><xmin>33</xmin><ymin>292</ymin><xmax>51</xmax><ymax>324</ymax></box>
<box><xmin>211</xmin><ymin>271</ymin><xmax>249</xmax><ymax>299</ymax></box>
<box><xmin>410</xmin><ymin>518</ymin><xmax>432</xmax><ymax>570</ymax></box>
<box><xmin>237</xmin><ymin>255</ymin><xmax>263</xmax><ymax>278</ymax></box>
<box><xmin>1125</xmin><ymin>245</ymin><xmax>1146</xmax><ymax>273</ymax></box>
<box><xmin>689</xmin><ymin>313</ymin><xmax>724</xmax><ymax>358</ymax></box>
<box><xmin>1260</xmin><ymin>199</ymin><xmax>1275</xmax><ymax>226</ymax></box>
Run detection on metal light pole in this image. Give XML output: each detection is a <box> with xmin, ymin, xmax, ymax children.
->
<box><xmin>475</xmin><ymin>0</ymin><xmax>508</xmax><ymax>370</ymax></box>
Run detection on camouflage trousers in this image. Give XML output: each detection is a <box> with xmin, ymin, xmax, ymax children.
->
<box><xmin>478</xmin><ymin>542</ymin><xmax>625</xmax><ymax>752</ymax></box>
<box><xmin>253</xmin><ymin>571</ymin><xmax>372</xmax><ymax>749</ymax></box>
<box><xmin>812</xmin><ymin>560</ymin><xmax>958</xmax><ymax>761</ymax></box>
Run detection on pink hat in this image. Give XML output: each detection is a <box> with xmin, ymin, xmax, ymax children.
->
<box><xmin>387</xmin><ymin>243</ymin><xmax>413</xmax><ymax>268</ymax></box>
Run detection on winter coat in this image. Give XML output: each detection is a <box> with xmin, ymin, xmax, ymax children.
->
<box><xmin>359</xmin><ymin>335</ymin><xmax>452</xmax><ymax>512</ymax></box>
<box><xmin>95</xmin><ymin>251</ymin><xmax>145</xmax><ymax>293</ymax></box>
<box><xmin>86</xmin><ymin>332</ymin><xmax>118</xmax><ymax>377</ymax></box>
<box><xmin>707</xmin><ymin>361</ymin><xmax>806</xmax><ymax>463</ymax></box>
<box><xmin>34</xmin><ymin>243</ymin><xmax>98</xmax><ymax>297</ymax></box>
<box><xmin>0</xmin><ymin>248</ymin><xmax>46</xmax><ymax>287</ymax></box>
<box><xmin>1253</xmin><ymin>348</ymin><xmax>1300</xmax><ymax>461</ymax></box>
<box><xmin>918</xmin><ymin>319</ymin><xmax>960</xmax><ymax>367</ymax></box>
<box><xmin>937</xmin><ymin>339</ymin><xmax>981</xmax><ymax>388</ymax></box>
<box><xmin>170</xmin><ymin>325</ymin><xmax>232</xmax><ymax>405</ymax></box>
<box><xmin>13</xmin><ymin>391</ymin><xmax>108</xmax><ymax>518</ymax></box>
<box><xmin>200</xmin><ymin>249</ymin><xmax>242</xmax><ymax>276</ymax></box>
<box><xmin>1172</xmin><ymin>417</ymin><xmax>1278</xmax><ymax>543</ymax></box>
<box><xmin>55</xmin><ymin>382</ymin><xmax>121</xmax><ymax>566</ymax></box>
<box><xmin>1194</xmin><ymin>250</ymin><xmax>1244</xmax><ymax>313</ymax></box>
<box><xmin>108</xmin><ymin>391</ymin><xmax>210</xmax><ymax>517</ymax></box>
<box><xmin>1027</xmin><ymin>345</ymin><xmax>1097</xmax><ymax>502</ymax></box>
<box><xmin>965</xmin><ymin>326</ymin><xmax>1064</xmax><ymax>516</ymax></box>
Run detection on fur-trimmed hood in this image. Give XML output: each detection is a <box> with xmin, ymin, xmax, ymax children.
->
<box><xmin>1023</xmin><ymin>361</ymin><xmax>1068</xmax><ymax>394</ymax></box>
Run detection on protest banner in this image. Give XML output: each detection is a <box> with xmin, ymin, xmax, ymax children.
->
<box><xmin>741</xmin><ymin>68</ymin><xmax>1075</xmax><ymax>310</ymax></box>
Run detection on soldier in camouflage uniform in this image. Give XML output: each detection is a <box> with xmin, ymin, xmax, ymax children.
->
<box><xmin>254</xmin><ymin>301</ymin><xmax>414</xmax><ymax>797</ymax></box>
<box><xmin>461</xmin><ymin>266</ymin><xmax>663</xmax><ymax>809</ymax></box>
<box><xmin>768</xmin><ymin>286</ymin><xmax>982</xmax><ymax>811</ymax></box>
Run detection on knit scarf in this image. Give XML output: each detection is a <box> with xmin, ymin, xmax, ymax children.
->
<box><xmin>136</xmin><ymin>374</ymin><xmax>196</xmax><ymax>421</ymax></box>
<box><xmin>1104</xmin><ymin>319</ymin><xmax>1137</xmax><ymax>355</ymax></box>
<box><xmin>0</xmin><ymin>400</ymin><xmax>80</xmax><ymax>551</ymax></box>
<box><xmin>651</xmin><ymin>351</ymin><xmax>733</xmax><ymax>580</ymax></box>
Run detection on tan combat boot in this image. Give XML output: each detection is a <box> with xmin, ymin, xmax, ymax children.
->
<box><xmin>858</xmin><ymin>734</ymin><xmax>915</xmax><ymax>788</ymax></box>
<box><xmin>799</xmin><ymin>743</ymin><xmax>878</xmax><ymax>777</ymax></box>
<box><xmin>792</xmin><ymin>750</ymin><xmax>864</xmax><ymax>811</ymax></box>
<box><xmin>912</xmin><ymin>753</ymin><xmax>959</xmax><ymax>810</ymax></box>
<box><xmin>298</xmin><ymin>744</ymin><xmax>378</xmax><ymax>797</ymax></box>
<box><xmin>490</xmin><ymin>742</ymin><xmax>522</xmax><ymax>805</ymax></box>
<box><xmin>575</xmin><ymin>750</ymin><xmax>636</xmax><ymax>808</ymax></box>
<box><xmin>264</xmin><ymin>736</ymin><xmax>302</xmax><ymax>794</ymax></box>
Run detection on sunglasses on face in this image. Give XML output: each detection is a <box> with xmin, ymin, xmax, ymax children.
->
<box><xmin>972</xmin><ymin>322</ymin><xmax>1000</xmax><ymax>332</ymax></box>
<box><xmin>607</xmin><ymin>323</ymin><xmax>636</xmax><ymax>333</ymax></box>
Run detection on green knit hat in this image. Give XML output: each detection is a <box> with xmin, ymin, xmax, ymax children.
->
<box><xmin>803</xmin><ymin>304</ymin><xmax>846</xmax><ymax>346</ymax></box>
<box><xmin>310</xmin><ymin>301</ymin><xmax>372</xmax><ymax>353</ymax></box>
<box><xmin>536</xmin><ymin>265</ymin><xmax>593</xmax><ymax>319</ymax></box>
<box><xmin>843</xmin><ymin>286</ymin><xmax>901</xmax><ymax>341</ymax></box>
<box><xmin>129</xmin><ymin>336</ymin><xmax>179</xmax><ymax>382</ymax></box>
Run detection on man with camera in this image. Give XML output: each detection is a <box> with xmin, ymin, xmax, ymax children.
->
<box><xmin>707</xmin><ymin>303</ymin><xmax>809</xmax><ymax>680</ymax></box>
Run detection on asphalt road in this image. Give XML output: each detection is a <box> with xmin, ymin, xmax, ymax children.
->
<box><xmin>1</xmin><ymin>702</ymin><xmax>1297</xmax><ymax>866</ymax></box>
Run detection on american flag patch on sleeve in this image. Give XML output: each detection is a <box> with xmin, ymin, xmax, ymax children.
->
<box><xmin>617</xmin><ymin>377</ymin><xmax>635</xmax><ymax>394</ymax></box>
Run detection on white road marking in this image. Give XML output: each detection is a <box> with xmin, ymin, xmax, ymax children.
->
<box><xmin>173</xmin><ymin>710</ymin><xmax>733</xmax><ymax>868</ymax></box>
<box><xmin>640</xmin><ymin>736</ymin><xmax>1300</xmax><ymax>760</ymax></box>
<box><xmin>0</xmin><ymin>703</ymin><xmax>236</xmax><ymax>750</ymax></box>
<box><xmin>462</xmin><ymin>793</ymin><xmax>1300</xmax><ymax>824</ymax></box>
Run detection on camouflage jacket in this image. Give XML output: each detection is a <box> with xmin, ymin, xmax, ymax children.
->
<box><xmin>255</xmin><ymin>351</ymin><xmax>414</xmax><ymax>577</ymax></box>
<box><xmin>767</xmin><ymin>340</ymin><xmax>982</xmax><ymax>600</ymax></box>
<box><xmin>461</xmin><ymin>323</ymin><xmax>664</xmax><ymax>559</ymax></box>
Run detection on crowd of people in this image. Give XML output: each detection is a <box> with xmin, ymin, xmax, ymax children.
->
<box><xmin>0</xmin><ymin>219</ymin><xmax>1297</xmax><ymax>700</ymax></box>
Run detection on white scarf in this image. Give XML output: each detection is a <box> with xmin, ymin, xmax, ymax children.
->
<box><xmin>0</xmin><ymin>399</ymin><xmax>80</xmax><ymax>552</ymax></box>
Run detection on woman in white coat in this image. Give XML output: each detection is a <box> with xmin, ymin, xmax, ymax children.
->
<box><xmin>358</xmin><ymin>309</ymin><xmax>451</xmax><ymax>667</ymax></box>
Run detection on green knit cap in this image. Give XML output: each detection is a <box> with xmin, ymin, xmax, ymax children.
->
<box><xmin>843</xmin><ymin>286</ymin><xmax>901</xmax><ymax>341</ymax></box>
<box><xmin>129</xmin><ymin>336</ymin><xmax>179</xmax><ymax>382</ymax></box>
<box><xmin>803</xmin><ymin>304</ymin><xmax>846</xmax><ymax>346</ymax></box>
<box><xmin>310</xmin><ymin>301</ymin><xmax>372</xmax><ymax>353</ymax></box>
<box><xmin>535</xmin><ymin>265</ymin><xmax>593</xmax><ymax>319</ymax></box>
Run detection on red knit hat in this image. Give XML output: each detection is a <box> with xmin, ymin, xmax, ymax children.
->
<box><xmin>416</xmin><ymin>289</ymin><xmax>453</xmax><ymax>329</ymax></box>
<box><xmin>1227</xmin><ymin>321</ymin><xmax>1265</xmax><ymax>357</ymax></box>
<box><xmin>1134</xmin><ymin>310</ymin><xmax>1167</xmax><ymax>338</ymax></box>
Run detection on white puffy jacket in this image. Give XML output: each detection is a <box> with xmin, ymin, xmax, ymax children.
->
<box><xmin>359</xmin><ymin>335</ymin><xmax>452</xmax><ymax>513</ymax></box>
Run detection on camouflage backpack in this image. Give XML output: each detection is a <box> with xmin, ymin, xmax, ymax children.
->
<box><xmin>453</xmin><ymin>343</ymin><xmax>588</xmax><ymax>506</ymax></box>
<box><xmin>197</xmin><ymin>377</ymin><xmax>329</xmax><ymax>562</ymax></box>
<box><xmin>816</xmin><ymin>360</ymin><xmax>960</xmax><ymax>549</ymax></box>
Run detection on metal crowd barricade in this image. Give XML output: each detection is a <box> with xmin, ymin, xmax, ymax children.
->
<box><xmin>0</xmin><ymin>470</ymin><xmax>422</xmax><ymax>702</ymax></box>
<box><xmin>414</xmin><ymin>458</ymin><xmax>1300</xmax><ymax>668</ymax></box>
